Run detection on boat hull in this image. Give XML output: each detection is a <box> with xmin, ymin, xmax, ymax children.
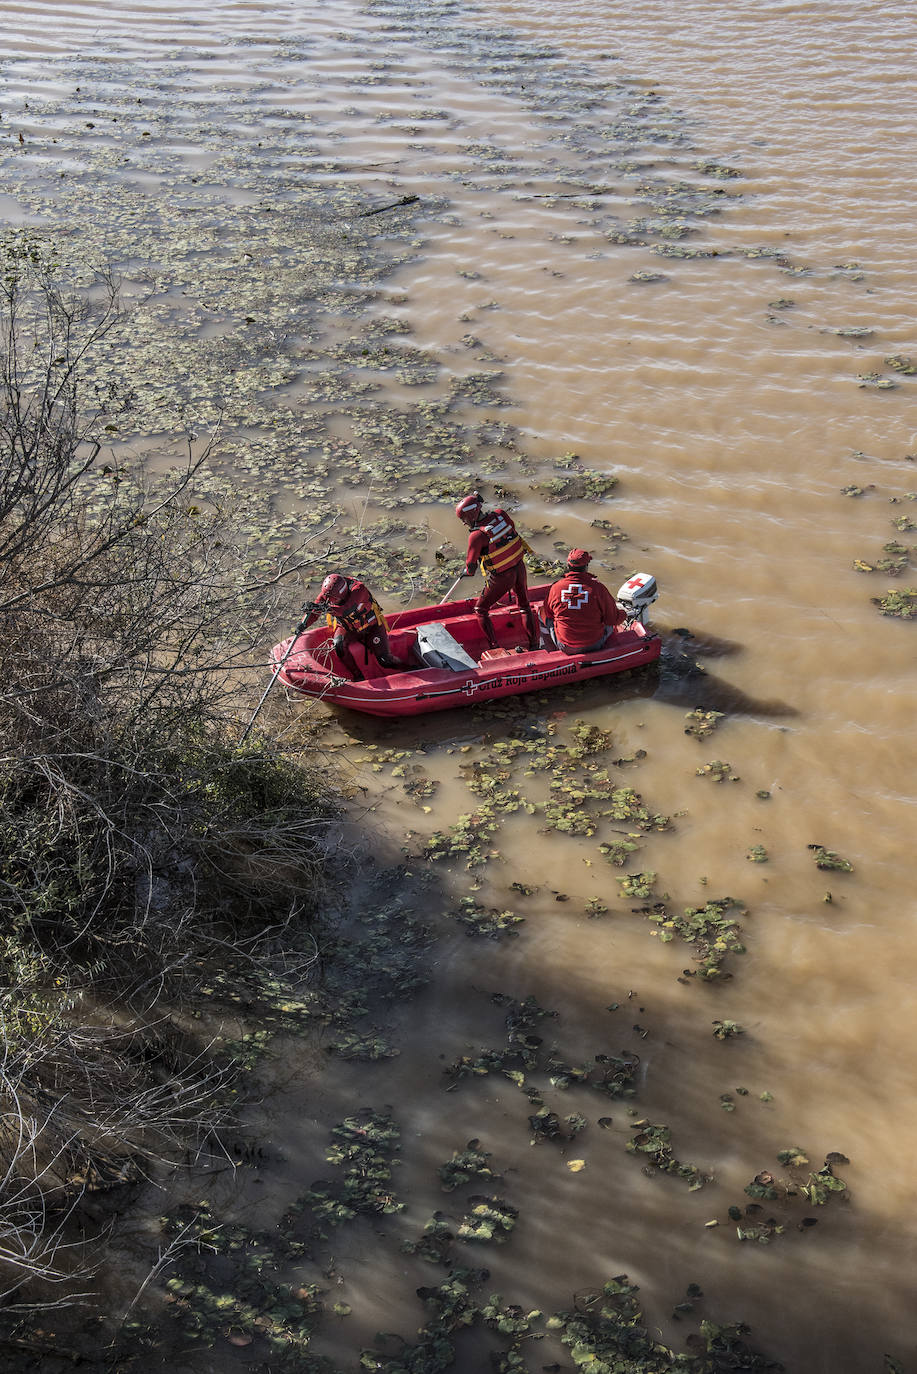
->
<box><xmin>271</xmin><ymin>585</ymin><xmax>660</xmax><ymax>718</ymax></box>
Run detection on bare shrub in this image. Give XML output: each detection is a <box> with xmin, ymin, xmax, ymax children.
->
<box><xmin>0</xmin><ymin>229</ymin><xmax>335</xmax><ymax>1304</ymax></box>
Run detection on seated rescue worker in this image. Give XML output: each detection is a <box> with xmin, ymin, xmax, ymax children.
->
<box><xmin>302</xmin><ymin>573</ymin><xmax>404</xmax><ymax>681</ymax></box>
<box><xmin>455</xmin><ymin>490</ymin><xmax>539</xmax><ymax>651</ymax></box>
<box><xmin>544</xmin><ymin>549</ymin><xmax>625</xmax><ymax>655</ymax></box>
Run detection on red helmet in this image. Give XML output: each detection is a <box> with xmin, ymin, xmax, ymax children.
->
<box><xmin>455</xmin><ymin>491</ymin><xmax>483</xmax><ymax>523</ymax></box>
<box><xmin>566</xmin><ymin>548</ymin><xmax>592</xmax><ymax>569</ymax></box>
<box><xmin>320</xmin><ymin>573</ymin><xmax>348</xmax><ymax>603</ymax></box>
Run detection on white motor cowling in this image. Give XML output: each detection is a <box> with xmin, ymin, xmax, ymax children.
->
<box><xmin>615</xmin><ymin>572</ymin><xmax>658</xmax><ymax>625</ymax></box>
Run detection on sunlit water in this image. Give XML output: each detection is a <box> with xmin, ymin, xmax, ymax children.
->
<box><xmin>2</xmin><ymin>1</ymin><xmax>916</xmax><ymax>1369</ymax></box>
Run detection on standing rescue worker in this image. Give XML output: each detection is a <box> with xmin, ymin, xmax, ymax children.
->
<box><xmin>302</xmin><ymin>574</ymin><xmax>404</xmax><ymax>681</ymax></box>
<box><xmin>544</xmin><ymin>549</ymin><xmax>625</xmax><ymax>654</ymax></box>
<box><xmin>455</xmin><ymin>491</ymin><xmax>540</xmax><ymax>651</ymax></box>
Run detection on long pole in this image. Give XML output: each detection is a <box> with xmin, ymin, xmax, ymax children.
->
<box><xmin>239</xmin><ymin>607</ymin><xmax>314</xmax><ymax>746</ymax></box>
<box><xmin>438</xmin><ymin>574</ymin><xmax>467</xmax><ymax>605</ymax></box>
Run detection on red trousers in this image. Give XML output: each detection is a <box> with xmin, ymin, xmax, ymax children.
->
<box><xmin>475</xmin><ymin>562</ymin><xmax>538</xmax><ymax>649</ymax></box>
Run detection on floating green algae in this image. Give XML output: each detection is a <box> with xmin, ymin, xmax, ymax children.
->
<box><xmin>807</xmin><ymin>845</ymin><xmax>854</xmax><ymax>872</ymax></box>
<box><xmin>157</xmin><ymin>1200</ymin><xmax>324</xmax><ymax>1361</ymax></box>
<box><xmin>695</xmin><ymin>759</ymin><xmax>739</xmax><ymax>782</ymax></box>
<box><xmin>712</xmin><ymin>1019</ymin><xmax>744</xmax><ymax>1040</ymax></box>
<box><xmin>626</xmin><ymin>1122</ymin><xmax>708</xmax><ymax>1190</ymax></box>
<box><xmin>296</xmin><ymin>1109</ymin><xmax>404</xmax><ymax>1231</ymax></box>
<box><xmin>873</xmin><ymin>586</ymin><xmax>917</xmax><ymax>617</ymax></box>
<box><xmin>456</xmin><ymin>1196</ymin><xmax>518</xmax><ymax>1244</ymax></box>
<box><xmin>720</xmin><ymin>1151</ymin><xmax>850</xmax><ymax>1245</ymax></box>
<box><xmin>684</xmin><ymin>709</ymin><xmax>724</xmax><ymax>739</ymax></box>
<box><xmin>438</xmin><ymin>1139</ymin><xmax>501</xmax><ymax>1193</ymax></box>
<box><xmin>641</xmin><ymin>897</ymin><xmax>747</xmax><ymax>982</ymax></box>
<box><xmin>853</xmin><ymin>543</ymin><xmax>910</xmax><ymax>575</ymax></box>
<box><xmin>425</xmin><ymin>717</ymin><xmax>668</xmax><ymax>873</ymax></box>
<box><xmin>453</xmin><ymin>897</ymin><xmax>525</xmax><ymax>938</ymax></box>
<box><xmin>885</xmin><ymin>354</ymin><xmax>917</xmax><ymax>375</ymax></box>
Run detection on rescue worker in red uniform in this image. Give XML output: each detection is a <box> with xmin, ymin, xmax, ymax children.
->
<box><xmin>302</xmin><ymin>574</ymin><xmax>404</xmax><ymax>681</ymax></box>
<box><xmin>455</xmin><ymin>491</ymin><xmax>540</xmax><ymax>651</ymax></box>
<box><xmin>544</xmin><ymin>549</ymin><xmax>625</xmax><ymax>654</ymax></box>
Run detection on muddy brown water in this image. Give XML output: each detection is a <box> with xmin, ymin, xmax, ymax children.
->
<box><xmin>2</xmin><ymin>1</ymin><xmax>916</xmax><ymax>1370</ymax></box>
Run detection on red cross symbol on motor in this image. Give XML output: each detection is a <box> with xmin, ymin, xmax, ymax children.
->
<box><xmin>624</xmin><ymin>575</ymin><xmax>644</xmax><ymax>591</ymax></box>
<box><xmin>560</xmin><ymin>582</ymin><xmax>590</xmax><ymax>611</ymax></box>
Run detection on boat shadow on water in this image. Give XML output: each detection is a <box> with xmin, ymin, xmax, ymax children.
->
<box><xmin>652</xmin><ymin>625</ymin><xmax>798</xmax><ymax>719</ymax></box>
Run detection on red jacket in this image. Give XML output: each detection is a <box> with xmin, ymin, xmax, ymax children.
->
<box><xmin>464</xmin><ymin>508</ymin><xmax>526</xmax><ymax>577</ymax></box>
<box><xmin>545</xmin><ymin>571</ymin><xmax>624</xmax><ymax>648</ymax></box>
<box><xmin>304</xmin><ymin>579</ymin><xmax>383</xmax><ymax>636</ymax></box>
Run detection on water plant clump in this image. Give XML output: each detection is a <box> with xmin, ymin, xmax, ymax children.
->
<box><xmin>157</xmin><ymin>1200</ymin><xmax>327</xmax><ymax>1362</ymax></box>
<box><xmin>362</xmin><ymin>1265</ymin><xmax>780</xmax><ymax>1373</ymax></box>
<box><xmin>424</xmin><ymin>717</ymin><xmax>668</xmax><ymax>873</ymax></box>
<box><xmin>533</xmin><ymin>468</ymin><xmax>620</xmax><ymax>502</ymax></box>
<box><xmin>295</xmin><ymin>1109</ymin><xmax>404</xmax><ymax>1231</ymax></box>
<box><xmin>807</xmin><ymin>845</ymin><xmax>854</xmax><ymax>872</ymax></box>
<box><xmin>723</xmin><ymin>1151</ymin><xmax>850</xmax><ymax>1244</ymax></box>
<box><xmin>684</xmin><ymin>709</ymin><xmax>724</xmax><ymax>739</ymax></box>
<box><xmin>457</xmin><ymin>1196</ymin><xmax>519</xmax><ymax>1244</ymax></box>
<box><xmin>359</xmin><ymin>1266</ymin><xmax>487</xmax><ymax>1373</ymax></box>
<box><xmin>640</xmin><ymin>897</ymin><xmax>747</xmax><ymax>981</ymax></box>
<box><xmin>618</xmin><ymin>871</ymin><xmax>658</xmax><ymax>899</ymax></box>
<box><xmin>438</xmin><ymin>1139</ymin><xmax>501</xmax><ymax>1192</ymax></box>
<box><xmin>884</xmin><ymin>354</ymin><xmax>917</xmax><ymax>375</ymax></box>
<box><xmin>712</xmin><ymin>1020</ymin><xmax>745</xmax><ymax>1040</ymax></box>
<box><xmin>453</xmin><ymin>897</ymin><xmax>525</xmax><ymax>938</ymax></box>
<box><xmin>872</xmin><ymin>586</ymin><xmax>917</xmax><ymax>618</ymax></box>
<box><xmin>695</xmin><ymin>759</ymin><xmax>739</xmax><ymax>782</ymax></box>
<box><xmin>441</xmin><ymin>992</ymin><xmax>640</xmax><ymax>1112</ymax></box>
<box><xmin>853</xmin><ymin>548</ymin><xmax>910</xmax><ymax>575</ymax></box>
<box><xmin>625</xmin><ymin>1122</ymin><xmax>708</xmax><ymax>1189</ymax></box>
<box><xmin>401</xmin><ymin>1212</ymin><xmax>457</xmax><ymax>1265</ymax></box>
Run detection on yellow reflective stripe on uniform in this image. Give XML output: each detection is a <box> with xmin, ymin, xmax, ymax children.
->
<box><xmin>481</xmin><ymin>534</ymin><xmax>524</xmax><ymax>574</ymax></box>
<box><xmin>326</xmin><ymin>596</ymin><xmax>384</xmax><ymax>635</ymax></box>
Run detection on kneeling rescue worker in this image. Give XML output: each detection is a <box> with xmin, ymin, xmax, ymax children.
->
<box><xmin>455</xmin><ymin>490</ymin><xmax>540</xmax><ymax>651</ymax></box>
<box><xmin>544</xmin><ymin>549</ymin><xmax>625</xmax><ymax>654</ymax></box>
<box><xmin>303</xmin><ymin>574</ymin><xmax>404</xmax><ymax>681</ymax></box>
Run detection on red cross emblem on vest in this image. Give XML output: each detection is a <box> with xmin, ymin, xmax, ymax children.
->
<box><xmin>560</xmin><ymin>583</ymin><xmax>590</xmax><ymax>610</ymax></box>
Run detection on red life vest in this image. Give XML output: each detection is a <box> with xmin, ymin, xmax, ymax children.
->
<box><xmin>324</xmin><ymin>580</ymin><xmax>385</xmax><ymax>635</ymax></box>
<box><xmin>474</xmin><ymin>509</ymin><xmax>525</xmax><ymax>576</ymax></box>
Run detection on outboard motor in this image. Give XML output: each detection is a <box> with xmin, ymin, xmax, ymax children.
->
<box><xmin>615</xmin><ymin>572</ymin><xmax>658</xmax><ymax>625</ymax></box>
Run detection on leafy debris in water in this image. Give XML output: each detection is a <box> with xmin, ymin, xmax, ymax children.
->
<box><xmin>695</xmin><ymin>759</ymin><xmax>739</xmax><ymax>782</ymax></box>
<box><xmin>684</xmin><ymin>709</ymin><xmax>724</xmax><ymax>739</ymax></box>
<box><xmin>885</xmin><ymin>354</ymin><xmax>917</xmax><ymax>375</ymax></box>
<box><xmin>453</xmin><ymin>897</ymin><xmax>524</xmax><ymax>939</ymax></box>
<box><xmin>625</xmin><ymin>1122</ymin><xmax>708</xmax><ymax>1190</ymax></box>
<box><xmin>712</xmin><ymin>1020</ymin><xmax>744</xmax><ymax>1040</ymax></box>
<box><xmin>438</xmin><ymin>1140</ymin><xmax>501</xmax><ymax>1192</ymax></box>
<box><xmin>807</xmin><ymin>845</ymin><xmax>854</xmax><ymax>872</ymax></box>
<box><xmin>640</xmin><ymin>896</ymin><xmax>747</xmax><ymax>981</ymax></box>
<box><xmin>296</xmin><ymin>1109</ymin><xmax>403</xmax><ymax>1230</ymax></box>
<box><xmin>872</xmin><ymin>586</ymin><xmax>917</xmax><ymax>618</ymax></box>
<box><xmin>457</xmin><ymin>1196</ymin><xmax>518</xmax><ymax>1243</ymax></box>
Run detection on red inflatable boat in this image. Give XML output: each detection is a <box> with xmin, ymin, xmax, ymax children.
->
<box><xmin>271</xmin><ymin>574</ymin><xmax>660</xmax><ymax>719</ymax></box>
